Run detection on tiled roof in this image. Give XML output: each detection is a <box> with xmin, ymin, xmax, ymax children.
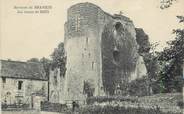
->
<box><xmin>0</xmin><ymin>60</ymin><xmax>47</xmax><ymax>80</ymax></box>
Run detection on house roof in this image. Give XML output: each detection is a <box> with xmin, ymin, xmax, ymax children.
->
<box><xmin>0</xmin><ymin>60</ymin><xmax>47</xmax><ymax>81</ymax></box>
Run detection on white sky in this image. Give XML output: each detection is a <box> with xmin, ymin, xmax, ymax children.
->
<box><xmin>1</xmin><ymin>0</ymin><xmax>184</xmax><ymax>61</ymax></box>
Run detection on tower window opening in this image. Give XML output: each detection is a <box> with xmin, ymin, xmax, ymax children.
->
<box><xmin>115</xmin><ymin>22</ymin><xmax>122</xmax><ymax>31</ymax></box>
<box><xmin>75</xmin><ymin>15</ymin><xmax>81</xmax><ymax>31</ymax></box>
<box><xmin>92</xmin><ymin>62</ymin><xmax>94</xmax><ymax>70</ymax></box>
<box><xmin>113</xmin><ymin>50</ymin><xmax>120</xmax><ymax>62</ymax></box>
<box><xmin>86</xmin><ymin>37</ymin><xmax>88</xmax><ymax>45</ymax></box>
<box><xmin>2</xmin><ymin>77</ymin><xmax>6</xmax><ymax>83</ymax></box>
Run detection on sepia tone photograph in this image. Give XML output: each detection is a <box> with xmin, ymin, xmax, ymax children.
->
<box><xmin>0</xmin><ymin>0</ymin><xmax>184</xmax><ymax>114</ymax></box>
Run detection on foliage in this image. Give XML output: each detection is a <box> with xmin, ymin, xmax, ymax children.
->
<box><xmin>135</xmin><ymin>28</ymin><xmax>151</xmax><ymax>54</ymax></box>
<box><xmin>27</xmin><ymin>42</ymin><xmax>66</xmax><ymax>78</ymax></box>
<box><xmin>143</xmin><ymin>43</ymin><xmax>162</xmax><ymax>94</ymax></box>
<box><xmin>50</xmin><ymin>42</ymin><xmax>66</xmax><ymax>76</ymax></box>
<box><xmin>157</xmin><ymin>16</ymin><xmax>184</xmax><ymax>93</ymax></box>
<box><xmin>40</xmin><ymin>57</ymin><xmax>51</xmax><ymax>78</ymax></box>
<box><xmin>138</xmin><ymin>16</ymin><xmax>184</xmax><ymax>94</ymax></box>
<box><xmin>160</xmin><ymin>0</ymin><xmax>177</xmax><ymax>9</ymax></box>
<box><xmin>27</xmin><ymin>57</ymin><xmax>51</xmax><ymax>78</ymax></box>
<box><xmin>127</xmin><ymin>76</ymin><xmax>150</xmax><ymax>96</ymax></box>
<box><xmin>27</xmin><ymin>58</ymin><xmax>39</xmax><ymax>62</ymax></box>
<box><xmin>135</xmin><ymin>28</ymin><xmax>160</xmax><ymax>94</ymax></box>
<box><xmin>86</xmin><ymin>96</ymin><xmax>138</xmax><ymax>104</ymax></box>
<box><xmin>177</xmin><ymin>101</ymin><xmax>184</xmax><ymax>109</ymax></box>
<box><xmin>78</xmin><ymin>105</ymin><xmax>181</xmax><ymax>114</ymax></box>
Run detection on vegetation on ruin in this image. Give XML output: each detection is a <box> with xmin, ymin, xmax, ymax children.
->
<box><xmin>50</xmin><ymin>42</ymin><xmax>66</xmax><ymax>76</ymax></box>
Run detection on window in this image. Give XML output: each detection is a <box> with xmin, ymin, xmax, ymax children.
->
<box><xmin>75</xmin><ymin>15</ymin><xmax>80</xmax><ymax>31</ymax></box>
<box><xmin>92</xmin><ymin>62</ymin><xmax>94</xmax><ymax>70</ymax></box>
<box><xmin>54</xmin><ymin>70</ymin><xmax>58</xmax><ymax>85</ymax></box>
<box><xmin>2</xmin><ymin>77</ymin><xmax>6</xmax><ymax>83</ymax></box>
<box><xmin>86</xmin><ymin>37</ymin><xmax>88</xmax><ymax>45</ymax></box>
<box><xmin>113</xmin><ymin>50</ymin><xmax>120</xmax><ymax>62</ymax></box>
<box><xmin>18</xmin><ymin>81</ymin><xmax>23</xmax><ymax>90</ymax></box>
<box><xmin>115</xmin><ymin>22</ymin><xmax>122</xmax><ymax>31</ymax></box>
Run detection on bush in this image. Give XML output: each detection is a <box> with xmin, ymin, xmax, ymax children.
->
<box><xmin>128</xmin><ymin>76</ymin><xmax>150</xmax><ymax>96</ymax></box>
<box><xmin>86</xmin><ymin>96</ymin><xmax>138</xmax><ymax>104</ymax></box>
<box><xmin>177</xmin><ymin>101</ymin><xmax>184</xmax><ymax>109</ymax></box>
<box><xmin>79</xmin><ymin>105</ymin><xmax>181</xmax><ymax>114</ymax></box>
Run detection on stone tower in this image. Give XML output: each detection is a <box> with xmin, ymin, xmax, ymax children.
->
<box><xmin>63</xmin><ymin>2</ymin><xmax>147</xmax><ymax>102</ymax></box>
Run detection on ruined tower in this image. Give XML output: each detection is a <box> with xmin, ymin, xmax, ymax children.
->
<box><xmin>63</xmin><ymin>2</ymin><xmax>147</xmax><ymax>102</ymax></box>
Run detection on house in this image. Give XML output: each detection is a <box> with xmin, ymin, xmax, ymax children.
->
<box><xmin>0</xmin><ymin>60</ymin><xmax>48</xmax><ymax>109</ymax></box>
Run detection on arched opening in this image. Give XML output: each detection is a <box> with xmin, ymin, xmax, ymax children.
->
<box><xmin>115</xmin><ymin>22</ymin><xmax>123</xmax><ymax>31</ymax></box>
<box><xmin>113</xmin><ymin>50</ymin><xmax>120</xmax><ymax>62</ymax></box>
<box><xmin>83</xmin><ymin>80</ymin><xmax>95</xmax><ymax>97</ymax></box>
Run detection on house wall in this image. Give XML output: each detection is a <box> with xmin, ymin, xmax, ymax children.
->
<box><xmin>0</xmin><ymin>77</ymin><xmax>48</xmax><ymax>107</ymax></box>
<box><xmin>1</xmin><ymin>110</ymin><xmax>40</xmax><ymax>114</ymax></box>
<box><xmin>1</xmin><ymin>111</ymin><xmax>60</xmax><ymax>114</ymax></box>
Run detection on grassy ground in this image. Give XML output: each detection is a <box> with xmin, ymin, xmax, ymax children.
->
<box><xmin>77</xmin><ymin>93</ymin><xmax>183</xmax><ymax>114</ymax></box>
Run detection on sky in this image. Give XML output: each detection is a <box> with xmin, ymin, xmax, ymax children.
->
<box><xmin>1</xmin><ymin>0</ymin><xmax>184</xmax><ymax>61</ymax></box>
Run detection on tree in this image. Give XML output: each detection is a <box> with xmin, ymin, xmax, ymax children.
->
<box><xmin>143</xmin><ymin>43</ymin><xmax>162</xmax><ymax>94</ymax></box>
<box><xmin>135</xmin><ymin>28</ymin><xmax>160</xmax><ymax>94</ymax></box>
<box><xmin>50</xmin><ymin>42</ymin><xmax>66</xmax><ymax>76</ymax></box>
<box><xmin>40</xmin><ymin>57</ymin><xmax>51</xmax><ymax>78</ymax></box>
<box><xmin>158</xmin><ymin>16</ymin><xmax>184</xmax><ymax>93</ymax></box>
<box><xmin>160</xmin><ymin>0</ymin><xmax>177</xmax><ymax>9</ymax></box>
<box><xmin>27</xmin><ymin>58</ymin><xmax>39</xmax><ymax>62</ymax></box>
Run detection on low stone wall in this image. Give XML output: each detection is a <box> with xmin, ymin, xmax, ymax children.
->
<box><xmin>1</xmin><ymin>110</ymin><xmax>63</xmax><ymax>114</ymax></box>
<box><xmin>41</xmin><ymin>101</ymin><xmax>67</xmax><ymax>112</ymax></box>
<box><xmin>1</xmin><ymin>110</ymin><xmax>40</xmax><ymax>114</ymax></box>
<box><xmin>40</xmin><ymin>111</ymin><xmax>61</xmax><ymax>114</ymax></box>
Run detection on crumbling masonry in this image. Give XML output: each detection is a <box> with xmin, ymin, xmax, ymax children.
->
<box><xmin>60</xmin><ymin>2</ymin><xmax>147</xmax><ymax>103</ymax></box>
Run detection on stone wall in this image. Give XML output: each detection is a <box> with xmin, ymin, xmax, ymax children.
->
<box><xmin>183</xmin><ymin>62</ymin><xmax>184</xmax><ymax>79</ymax></box>
<box><xmin>101</xmin><ymin>19</ymin><xmax>139</xmax><ymax>95</ymax></box>
<box><xmin>100</xmin><ymin>11</ymin><xmax>147</xmax><ymax>95</ymax></box>
<box><xmin>41</xmin><ymin>101</ymin><xmax>67</xmax><ymax>112</ymax></box>
<box><xmin>64</xmin><ymin>2</ymin><xmax>105</xmax><ymax>102</ymax></box>
<box><xmin>64</xmin><ymin>2</ymin><xmax>148</xmax><ymax>101</ymax></box>
<box><xmin>49</xmin><ymin>68</ymin><xmax>65</xmax><ymax>103</ymax></box>
<box><xmin>0</xmin><ymin>78</ymin><xmax>48</xmax><ymax>108</ymax></box>
<box><xmin>1</xmin><ymin>111</ymin><xmax>60</xmax><ymax>114</ymax></box>
<box><xmin>1</xmin><ymin>110</ymin><xmax>40</xmax><ymax>114</ymax></box>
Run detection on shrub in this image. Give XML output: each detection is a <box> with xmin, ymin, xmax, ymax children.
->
<box><xmin>177</xmin><ymin>101</ymin><xmax>184</xmax><ymax>109</ymax></box>
<box><xmin>79</xmin><ymin>105</ymin><xmax>181</xmax><ymax>114</ymax></box>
